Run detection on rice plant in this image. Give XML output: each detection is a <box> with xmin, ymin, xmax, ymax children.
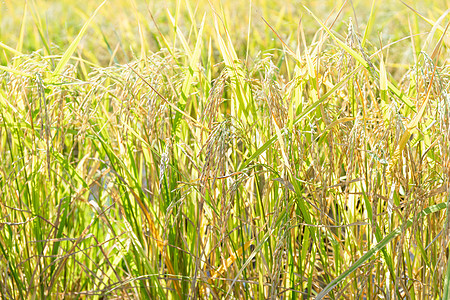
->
<box><xmin>1</xmin><ymin>0</ymin><xmax>449</xmax><ymax>299</ymax></box>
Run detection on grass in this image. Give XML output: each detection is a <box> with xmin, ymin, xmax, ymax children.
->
<box><xmin>1</xmin><ymin>0</ymin><xmax>449</xmax><ymax>298</ymax></box>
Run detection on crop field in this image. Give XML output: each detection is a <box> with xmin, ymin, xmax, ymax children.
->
<box><xmin>1</xmin><ymin>0</ymin><xmax>450</xmax><ymax>299</ymax></box>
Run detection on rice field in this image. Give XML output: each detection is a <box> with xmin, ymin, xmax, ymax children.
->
<box><xmin>1</xmin><ymin>0</ymin><xmax>450</xmax><ymax>299</ymax></box>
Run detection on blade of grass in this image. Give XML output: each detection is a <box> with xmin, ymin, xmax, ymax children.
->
<box><xmin>316</xmin><ymin>201</ymin><xmax>447</xmax><ymax>300</ymax></box>
<box><xmin>361</xmin><ymin>0</ymin><xmax>377</xmax><ymax>48</ymax></box>
<box><xmin>13</xmin><ymin>1</ymin><xmax>27</xmax><ymax>68</ymax></box>
<box><xmin>0</xmin><ymin>41</ymin><xmax>23</xmax><ymax>56</ymax></box>
<box><xmin>52</xmin><ymin>0</ymin><xmax>107</xmax><ymax>78</ymax></box>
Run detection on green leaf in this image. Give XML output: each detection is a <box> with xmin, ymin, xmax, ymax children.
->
<box><xmin>52</xmin><ymin>0</ymin><xmax>107</xmax><ymax>78</ymax></box>
<box><xmin>316</xmin><ymin>202</ymin><xmax>447</xmax><ymax>299</ymax></box>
